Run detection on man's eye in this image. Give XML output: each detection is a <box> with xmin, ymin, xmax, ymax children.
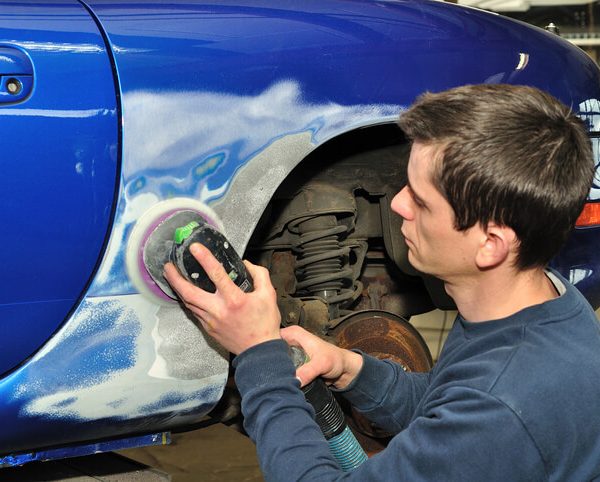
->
<box><xmin>410</xmin><ymin>190</ymin><xmax>425</xmax><ymax>208</ymax></box>
<box><xmin>406</xmin><ymin>183</ymin><xmax>426</xmax><ymax>209</ymax></box>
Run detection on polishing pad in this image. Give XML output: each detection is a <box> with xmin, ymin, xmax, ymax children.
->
<box><xmin>126</xmin><ymin>199</ymin><xmax>224</xmax><ymax>305</ymax></box>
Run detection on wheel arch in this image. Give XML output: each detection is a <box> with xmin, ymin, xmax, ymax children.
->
<box><xmin>212</xmin><ymin>120</ymin><xmax>455</xmax><ymax>314</ymax></box>
<box><xmin>211</xmin><ymin>121</ymin><xmax>404</xmax><ymax>254</ymax></box>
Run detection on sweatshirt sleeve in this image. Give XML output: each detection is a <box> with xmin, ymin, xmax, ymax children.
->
<box><xmin>332</xmin><ymin>352</ymin><xmax>431</xmax><ymax>434</ymax></box>
<box><xmin>233</xmin><ymin>340</ymin><xmax>546</xmax><ymax>482</ymax></box>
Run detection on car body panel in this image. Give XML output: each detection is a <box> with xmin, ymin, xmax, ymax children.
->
<box><xmin>0</xmin><ymin>0</ymin><xmax>118</xmax><ymax>377</ymax></box>
<box><xmin>1</xmin><ymin>0</ymin><xmax>600</xmax><ymax>457</ymax></box>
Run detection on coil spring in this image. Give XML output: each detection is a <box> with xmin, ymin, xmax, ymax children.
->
<box><xmin>292</xmin><ymin>216</ymin><xmax>356</xmax><ymax>305</ymax></box>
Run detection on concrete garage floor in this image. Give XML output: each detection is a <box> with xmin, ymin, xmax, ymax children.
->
<box><xmin>0</xmin><ymin>424</ymin><xmax>261</xmax><ymax>482</ymax></box>
<box><xmin>118</xmin><ymin>424</ymin><xmax>263</xmax><ymax>482</ymax></box>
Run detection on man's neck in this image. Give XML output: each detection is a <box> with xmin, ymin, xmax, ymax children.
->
<box><xmin>445</xmin><ymin>267</ymin><xmax>559</xmax><ymax>323</ymax></box>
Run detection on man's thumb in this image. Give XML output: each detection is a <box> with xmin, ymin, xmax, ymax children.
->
<box><xmin>295</xmin><ymin>363</ymin><xmax>319</xmax><ymax>388</ymax></box>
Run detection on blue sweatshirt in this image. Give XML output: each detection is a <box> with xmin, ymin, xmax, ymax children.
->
<box><xmin>233</xmin><ymin>272</ymin><xmax>600</xmax><ymax>481</ymax></box>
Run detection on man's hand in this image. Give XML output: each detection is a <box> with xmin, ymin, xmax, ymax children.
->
<box><xmin>281</xmin><ymin>326</ymin><xmax>363</xmax><ymax>390</ymax></box>
<box><xmin>163</xmin><ymin>243</ymin><xmax>281</xmax><ymax>355</ymax></box>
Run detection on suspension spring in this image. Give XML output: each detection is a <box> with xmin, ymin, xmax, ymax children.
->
<box><xmin>292</xmin><ymin>215</ymin><xmax>356</xmax><ymax>306</ymax></box>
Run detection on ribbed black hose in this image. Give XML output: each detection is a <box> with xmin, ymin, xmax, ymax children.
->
<box><xmin>289</xmin><ymin>346</ymin><xmax>367</xmax><ymax>471</ymax></box>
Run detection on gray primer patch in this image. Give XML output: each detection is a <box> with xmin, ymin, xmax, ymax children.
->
<box><xmin>151</xmin><ymin>304</ymin><xmax>227</xmax><ymax>380</ymax></box>
<box><xmin>212</xmin><ymin>131</ymin><xmax>314</xmax><ymax>253</ymax></box>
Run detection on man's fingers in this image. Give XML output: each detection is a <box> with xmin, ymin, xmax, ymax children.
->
<box><xmin>281</xmin><ymin>325</ymin><xmax>314</xmax><ymax>347</ymax></box>
<box><xmin>163</xmin><ymin>262</ymin><xmax>213</xmax><ymax>308</ymax></box>
<box><xmin>183</xmin><ymin>302</ymin><xmax>211</xmax><ymax>323</ymax></box>
<box><xmin>189</xmin><ymin>243</ymin><xmax>239</xmax><ymax>296</ymax></box>
<box><xmin>162</xmin><ymin>268</ymin><xmax>216</xmax><ymax>329</ymax></box>
<box><xmin>243</xmin><ymin>260</ymin><xmax>272</xmax><ymax>292</ymax></box>
<box><xmin>164</xmin><ymin>262</ymin><xmax>195</xmax><ymax>296</ymax></box>
<box><xmin>295</xmin><ymin>363</ymin><xmax>321</xmax><ymax>388</ymax></box>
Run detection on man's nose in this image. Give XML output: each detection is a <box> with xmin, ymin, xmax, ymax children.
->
<box><xmin>391</xmin><ymin>186</ymin><xmax>414</xmax><ymax>221</ymax></box>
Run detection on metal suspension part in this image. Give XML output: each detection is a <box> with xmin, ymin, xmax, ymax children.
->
<box><xmin>292</xmin><ymin>214</ymin><xmax>359</xmax><ymax>316</ymax></box>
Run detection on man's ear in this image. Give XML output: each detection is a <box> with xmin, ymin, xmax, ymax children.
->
<box><xmin>475</xmin><ymin>223</ymin><xmax>518</xmax><ymax>269</ymax></box>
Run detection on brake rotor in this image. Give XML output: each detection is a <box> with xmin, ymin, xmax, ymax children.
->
<box><xmin>332</xmin><ymin>310</ymin><xmax>433</xmax><ymax>454</ymax></box>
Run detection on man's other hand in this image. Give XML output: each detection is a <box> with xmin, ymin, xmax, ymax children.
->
<box><xmin>281</xmin><ymin>326</ymin><xmax>363</xmax><ymax>390</ymax></box>
<box><xmin>163</xmin><ymin>243</ymin><xmax>281</xmax><ymax>355</ymax></box>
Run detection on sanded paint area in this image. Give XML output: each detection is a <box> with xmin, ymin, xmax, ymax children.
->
<box><xmin>0</xmin><ymin>295</ymin><xmax>227</xmax><ymax>454</ymax></box>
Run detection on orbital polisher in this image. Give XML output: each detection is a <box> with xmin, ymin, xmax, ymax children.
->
<box><xmin>141</xmin><ymin>209</ymin><xmax>367</xmax><ymax>471</ymax></box>
<box><xmin>141</xmin><ymin>209</ymin><xmax>252</xmax><ymax>299</ymax></box>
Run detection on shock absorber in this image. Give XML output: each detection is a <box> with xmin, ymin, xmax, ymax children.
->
<box><xmin>293</xmin><ymin>214</ymin><xmax>356</xmax><ymax>318</ymax></box>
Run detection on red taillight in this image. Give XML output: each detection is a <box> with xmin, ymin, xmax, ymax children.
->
<box><xmin>576</xmin><ymin>202</ymin><xmax>600</xmax><ymax>227</ymax></box>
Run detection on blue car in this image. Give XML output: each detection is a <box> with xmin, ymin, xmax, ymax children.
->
<box><xmin>2</xmin><ymin>0</ymin><xmax>600</xmax><ymax>464</ymax></box>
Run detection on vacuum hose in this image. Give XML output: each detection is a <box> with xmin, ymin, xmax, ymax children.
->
<box><xmin>289</xmin><ymin>346</ymin><xmax>368</xmax><ymax>471</ymax></box>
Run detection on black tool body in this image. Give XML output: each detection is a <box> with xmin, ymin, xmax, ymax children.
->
<box><xmin>170</xmin><ymin>220</ymin><xmax>253</xmax><ymax>293</ymax></box>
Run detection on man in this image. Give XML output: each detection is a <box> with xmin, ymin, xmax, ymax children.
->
<box><xmin>164</xmin><ymin>84</ymin><xmax>600</xmax><ymax>481</ymax></box>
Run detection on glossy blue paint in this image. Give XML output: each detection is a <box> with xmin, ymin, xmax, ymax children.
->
<box><xmin>86</xmin><ymin>0</ymin><xmax>600</xmax><ymax>109</ymax></box>
<box><xmin>0</xmin><ymin>2</ymin><xmax>119</xmax><ymax>375</ymax></box>
<box><xmin>552</xmin><ymin>136</ymin><xmax>600</xmax><ymax>308</ymax></box>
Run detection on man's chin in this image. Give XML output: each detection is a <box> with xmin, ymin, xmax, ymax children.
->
<box><xmin>407</xmin><ymin>252</ymin><xmax>436</xmax><ymax>278</ymax></box>
<box><xmin>407</xmin><ymin>250</ymin><xmax>421</xmax><ymax>270</ymax></box>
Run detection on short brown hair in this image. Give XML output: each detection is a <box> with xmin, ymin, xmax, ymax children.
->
<box><xmin>399</xmin><ymin>84</ymin><xmax>594</xmax><ymax>269</ymax></box>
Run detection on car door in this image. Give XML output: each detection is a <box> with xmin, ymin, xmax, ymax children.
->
<box><xmin>0</xmin><ymin>0</ymin><xmax>119</xmax><ymax>377</ymax></box>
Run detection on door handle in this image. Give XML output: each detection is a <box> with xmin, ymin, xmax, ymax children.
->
<box><xmin>0</xmin><ymin>47</ymin><xmax>33</xmax><ymax>103</ymax></box>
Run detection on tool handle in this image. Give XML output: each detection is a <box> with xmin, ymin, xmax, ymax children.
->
<box><xmin>171</xmin><ymin>221</ymin><xmax>253</xmax><ymax>293</ymax></box>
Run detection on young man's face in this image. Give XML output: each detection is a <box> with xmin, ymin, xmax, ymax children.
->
<box><xmin>391</xmin><ymin>142</ymin><xmax>482</xmax><ymax>282</ymax></box>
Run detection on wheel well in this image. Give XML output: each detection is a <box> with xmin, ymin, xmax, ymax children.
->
<box><xmin>247</xmin><ymin>123</ymin><xmax>455</xmax><ymax>320</ymax></box>
<box><xmin>281</xmin><ymin>123</ymin><xmax>407</xmax><ymax>189</ymax></box>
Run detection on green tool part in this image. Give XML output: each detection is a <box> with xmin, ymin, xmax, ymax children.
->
<box><xmin>173</xmin><ymin>221</ymin><xmax>200</xmax><ymax>244</ymax></box>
